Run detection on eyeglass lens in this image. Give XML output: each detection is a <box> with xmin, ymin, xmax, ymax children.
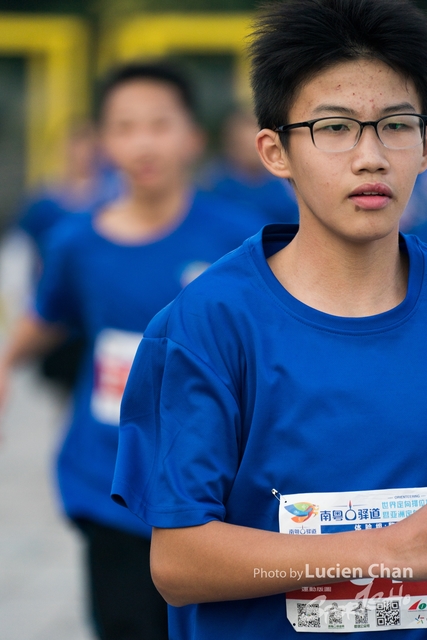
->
<box><xmin>312</xmin><ymin>115</ymin><xmax>424</xmax><ymax>151</ymax></box>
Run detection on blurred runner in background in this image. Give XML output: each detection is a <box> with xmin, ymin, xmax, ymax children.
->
<box><xmin>0</xmin><ymin>61</ymin><xmax>262</xmax><ymax>640</ymax></box>
<box><xmin>200</xmin><ymin>106</ymin><xmax>299</xmax><ymax>224</ymax></box>
<box><xmin>0</xmin><ymin>120</ymin><xmax>123</xmax><ymax>392</ymax></box>
<box><xmin>18</xmin><ymin>119</ymin><xmax>123</xmax><ymax>260</ymax></box>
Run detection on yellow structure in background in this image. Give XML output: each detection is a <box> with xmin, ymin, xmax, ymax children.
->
<box><xmin>102</xmin><ymin>13</ymin><xmax>253</xmax><ymax>104</ymax></box>
<box><xmin>0</xmin><ymin>14</ymin><xmax>89</xmax><ymax>185</ymax></box>
<box><xmin>0</xmin><ymin>13</ymin><xmax>252</xmax><ymax>185</ymax></box>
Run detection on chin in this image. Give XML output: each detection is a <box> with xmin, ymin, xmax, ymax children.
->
<box><xmin>343</xmin><ymin>224</ymin><xmax>399</xmax><ymax>245</ymax></box>
<box><xmin>345</xmin><ymin>209</ymin><xmax>401</xmax><ymax>241</ymax></box>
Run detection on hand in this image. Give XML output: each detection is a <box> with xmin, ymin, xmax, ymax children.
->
<box><xmin>379</xmin><ymin>504</ymin><xmax>427</xmax><ymax>580</ymax></box>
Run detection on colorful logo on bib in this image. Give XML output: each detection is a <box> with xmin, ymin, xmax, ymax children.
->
<box><xmin>285</xmin><ymin>502</ymin><xmax>319</xmax><ymax>523</ymax></box>
<box><xmin>409</xmin><ymin>600</ymin><xmax>427</xmax><ymax>611</ymax></box>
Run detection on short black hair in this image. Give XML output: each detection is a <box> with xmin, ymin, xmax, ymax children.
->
<box><xmin>95</xmin><ymin>61</ymin><xmax>196</xmax><ymax>122</ymax></box>
<box><xmin>250</xmin><ymin>0</ymin><xmax>427</xmax><ymax>136</ymax></box>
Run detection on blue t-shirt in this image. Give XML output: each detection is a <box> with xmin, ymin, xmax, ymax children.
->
<box><xmin>202</xmin><ymin>161</ymin><xmax>299</xmax><ymax>225</ymax></box>
<box><xmin>35</xmin><ymin>190</ymin><xmax>261</xmax><ymax>537</ymax></box>
<box><xmin>113</xmin><ymin>224</ymin><xmax>427</xmax><ymax>638</ymax></box>
<box><xmin>18</xmin><ymin>167</ymin><xmax>123</xmax><ymax>257</ymax></box>
<box><xmin>409</xmin><ymin>220</ymin><xmax>427</xmax><ymax>244</ymax></box>
<box><xmin>400</xmin><ymin>170</ymin><xmax>427</xmax><ymax>232</ymax></box>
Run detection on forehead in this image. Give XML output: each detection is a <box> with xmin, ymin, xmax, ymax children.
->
<box><xmin>289</xmin><ymin>59</ymin><xmax>421</xmax><ymax>119</ymax></box>
<box><xmin>102</xmin><ymin>79</ymin><xmax>189</xmax><ymax>121</ymax></box>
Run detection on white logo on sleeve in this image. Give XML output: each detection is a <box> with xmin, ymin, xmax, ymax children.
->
<box><xmin>91</xmin><ymin>328</ymin><xmax>143</xmax><ymax>426</ymax></box>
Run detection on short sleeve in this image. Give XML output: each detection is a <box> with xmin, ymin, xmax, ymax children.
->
<box><xmin>34</xmin><ymin>227</ymin><xmax>81</xmax><ymax>328</ymax></box>
<box><xmin>18</xmin><ymin>197</ymin><xmax>64</xmax><ymax>251</ymax></box>
<box><xmin>112</xmin><ymin>334</ymin><xmax>241</xmax><ymax>528</ymax></box>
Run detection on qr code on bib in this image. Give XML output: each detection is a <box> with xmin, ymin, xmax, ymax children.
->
<box><xmin>354</xmin><ymin>602</ymin><xmax>369</xmax><ymax>628</ymax></box>
<box><xmin>376</xmin><ymin>601</ymin><xmax>400</xmax><ymax>627</ymax></box>
<box><xmin>297</xmin><ymin>603</ymin><xmax>321</xmax><ymax>628</ymax></box>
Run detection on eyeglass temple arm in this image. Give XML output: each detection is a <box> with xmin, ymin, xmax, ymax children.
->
<box><xmin>274</xmin><ymin>122</ymin><xmax>311</xmax><ymax>133</ymax></box>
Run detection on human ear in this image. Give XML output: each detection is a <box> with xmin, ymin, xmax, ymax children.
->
<box><xmin>255</xmin><ymin>129</ymin><xmax>292</xmax><ymax>179</ymax></box>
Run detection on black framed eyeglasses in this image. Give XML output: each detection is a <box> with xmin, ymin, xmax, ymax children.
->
<box><xmin>274</xmin><ymin>113</ymin><xmax>427</xmax><ymax>152</ymax></box>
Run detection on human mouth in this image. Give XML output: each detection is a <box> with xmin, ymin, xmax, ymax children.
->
<box><xmin>348</xmin><ymin>183</ymin><xmax>392</xmax><ymax>210</ymax></box>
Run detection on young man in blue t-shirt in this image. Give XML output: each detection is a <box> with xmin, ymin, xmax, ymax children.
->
<box><xmin>112</xmin><ymin>1</ymin><xmax>427</xmax><ymax>638</ymax></box>
<box><xmin>0</xmin><ymin>63</ymin><xmax>262</xmax><ymax>640</ymax></box>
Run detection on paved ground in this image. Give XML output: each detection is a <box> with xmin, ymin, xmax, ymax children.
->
<box><xmin>0</xmin><ymin>365</ymin><xmax>95</xmax><ymax>640</ymax></box>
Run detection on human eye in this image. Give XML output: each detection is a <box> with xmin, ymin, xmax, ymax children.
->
<box><xmin>385</xmin><ymin>122</ymin><xmax>407</xmax><ymax>131</ymax></box>
<box><xmin>112</xmin><ymin>120</ymin><xmax>135</xmax><ymax>135</ymax></box>
<box><xmin>382</xmin><ymin>115</ymin><xmax>417</xmax><ymax>132</ymax></box>
<box><xmin>379</xmin><ymin>115</ymin><xmax>423</xmax><ymax>149</ymax></box>
<box><xmin>314</xmin><ymin>118</ymin><xmax>353</xmax><ymax>134</ymax></box>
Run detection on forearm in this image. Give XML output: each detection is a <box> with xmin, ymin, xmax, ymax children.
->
<box><xmin>1</xmin><ymin>313</ymin><xmax>68</xmax><ymax>370</ymax></box>
<box><xmin>151</xmin><ymin>519</ymin><xmax>387</xmax><ymax>606</ymax></box>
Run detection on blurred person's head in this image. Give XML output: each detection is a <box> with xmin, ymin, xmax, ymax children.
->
<box><xmin>221</xmin><ymin>108</ymin><xmax>266</xmax><ymax>177</ymax></box>
<box><xmin>96</xmin><ymin>62</ymin><xmax>204</xmax><ymax>197</ymax></box>
<box><xmin>64</xmin><ymin>119</ymin><xmax>98</xmax><ymax>182</ymax></box>
<box><xmin>250</xmin><ymin>0</ymin><xmax>427</xmax><ymax>150</ymax></box>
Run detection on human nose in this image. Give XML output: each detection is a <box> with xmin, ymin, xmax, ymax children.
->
<box><xmin>131</xmin><ymin>127</ymin><xmax>156</xmax><ymax>152</ymax></box>
<box><xmin>351</xmin><ymin>124</ymin><xmax>389</xmax><ymax>173</ymax></box>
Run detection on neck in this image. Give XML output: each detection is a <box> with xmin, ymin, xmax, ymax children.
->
<box><xmin>128</xmin><ymin>181</ymin><xmax>190</xmax><ymax>227</ymax></box>
<box><xmin>95</xmin><ymin>180</ymin><xmax>191</xmax><ymax>243</ymax></box>
<box><xmin>268</xmin><ymin>222</ymin><xmax>408</xmax><ymax>317</ymax></box>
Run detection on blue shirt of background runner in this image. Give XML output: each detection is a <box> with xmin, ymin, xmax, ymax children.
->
<box><xmin>35</xmin><ymin>190</ymin><xmax>262</xmax><ymax>538</ymax></box>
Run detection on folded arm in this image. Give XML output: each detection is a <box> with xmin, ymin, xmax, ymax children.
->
<box><xmin>151</xmin><ymin>507</ymin><xmax>427</xmax><ymax>607</ymax></box>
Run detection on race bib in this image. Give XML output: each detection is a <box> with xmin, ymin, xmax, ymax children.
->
<box><xmin>91</xmin><ymin>328</ymin><xmax>143</xmax><ymax>426</ymax></box>
<box><xmin>278</xmin><ymin>487</ymin><xmax>427</xmax><ymax>633</ymax></box>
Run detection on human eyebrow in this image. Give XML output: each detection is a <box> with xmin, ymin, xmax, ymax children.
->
<box><xmin>311</xmin><ymin>102</ymin><xmax>419</xmax><ymax>118</ymax></box>
<box><xmin>380</xmin><ymin>103</ymin><xmax>418</xmax><ymax>115</ymax></box>
<box><xmin>311</xmin><ymin>105</ymin><xmax>357</xmax><ymax>117</ymax></box>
